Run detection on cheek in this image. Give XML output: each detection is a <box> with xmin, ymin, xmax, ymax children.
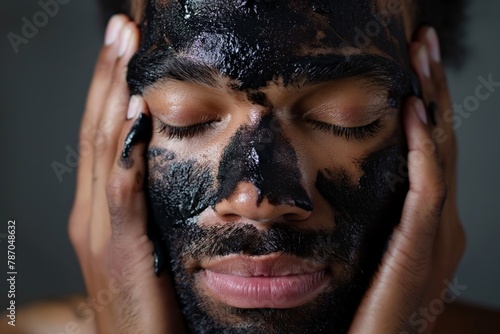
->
<box><xmin>312</xmin><ymin>140</ymin><xmax>408</xmax><ymax>280</ymax></box>
<box><xmin>147</xmin><ymin>146</ymin><xmax>219</xmax><ymax>230</ymax></box>
<box><xmin>294</xmin><ymin>111</ymin><xmax>403</xmax><ymax>187</ymax></box>
<box><xmin>315</xmin><ymin>138</ymin><xmax>408</xmax><ymax>225</ymax></box>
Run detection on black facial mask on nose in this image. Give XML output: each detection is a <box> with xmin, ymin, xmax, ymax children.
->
<box><xmin>215</xmin><ymin>113</ymin><xmax>313</xmax><ymax>211</ymax></box>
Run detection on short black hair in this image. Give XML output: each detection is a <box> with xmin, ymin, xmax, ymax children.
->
<box><xmin>97</xmin><ymin>0</ymin><xmax>468</xmax><ymax>67</ymax></box>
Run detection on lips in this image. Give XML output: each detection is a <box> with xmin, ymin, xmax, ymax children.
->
<box><xmin>196</xmin><ymin>253</ymin><xmax>331</xmax><ymax>308</ymax></box>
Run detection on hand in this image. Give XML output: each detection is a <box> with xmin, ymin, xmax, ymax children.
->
<box><xmin>348</xmin><ymin>26</ymin><xmax>466</xmax><ymax>334</ymax></box>
<box><xmin>68</xmin><ymin>15</ymin><xmax>185</xmax><ymax>333</ymax></box>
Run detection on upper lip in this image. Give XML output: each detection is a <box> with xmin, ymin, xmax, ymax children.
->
<box><xmin>199</xmin><ymin>253</ymin><xmax>326</xmax><ymax>277</ymax></box>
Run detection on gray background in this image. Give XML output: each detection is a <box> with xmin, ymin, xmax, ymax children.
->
<box><xmin>1</xmin><ymin>0</ymin><xmax>499</xmax><ymax>311</ymax></box>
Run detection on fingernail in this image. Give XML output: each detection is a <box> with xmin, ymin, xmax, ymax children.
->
<box><xmin>148</xmin><ymin>225</ymin><xmax>166</xmax><ymax>276</ymax></box>
<box><xmin>153</xmin><ymin>239</ymin><xmax>166</xmax><ymax>276</ymax></box>
<box><xmin>414</xmin><ymin>99</ymin><xmax>428</xmax><ymax>125</ymax></box>
<box><xmin>119</xmin><ymin>113</ymin><xmax>152</xmax><ymax>169</ymax></box>
<box><xmin>118</xmin><ymin>25</ymin><xmax>132</xmax><ymax>57</ymax></box>
<box><xmin>127</xmin><ymin>95</ymin><xmax>141</xmax><ymax>120</ymax></box>
<box><xmin>104</xmin><ymin>15</ymin><xmax>123</xmax><ymax>46</ymax></box>
<box><xmin>426</xmin><ymin>27</ymin><xmax>441</xmax><ymax>63</ymax></box>
<box><xmin>418</xmin><ymin>45</ymin><xmax>431</xmax><ymax>78</ymax></box>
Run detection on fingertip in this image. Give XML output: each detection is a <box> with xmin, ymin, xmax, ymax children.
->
<box><xmin>414</xmin><ymin>98</ymin><xmax>428</xmax><ymax>125</ymax></box>
<box><xmin>425</xmin><ymin>27</ymin><xmax>441</xmax><ymax>63</ymax></box>
<box><xmin>404</xmin><ymin>98</ymin><xmax>442</xmax><ymax>197</ymax></box>
<box><xmin>417</xmin><ymin>45</ymin><xmax>431</xmax><ymax>78</ymax></box>
<box><xmin>118</xmin><ymin>24</ymin><xmax>133</xmax><ymax>58</ymax></box>
<box><xmin>127</xmin><ymin>95</ymin><xmax>142</xmax><ymax>120</ymax></box>
<box><xmin>409</xmin><ymin>42</ymin><xmax>430</xmax><ymax>96</ymax></box>
<box><xmin>118</xmin><ymin>22</ymin><xmax>140</xmax><ymax>58</ymax></box>
<box><xmin>119</xmin><ymin>97</ymin><xmax>151</xmax><ymax>170</ymax></box>
<box><xmin>404</xmin><ymin>97</ymin><xmax>427</xmax><ymax>127</ymax></box>
<box><xmin>104</xmin><ymin>14</ymin><xmax>128</xmax><ymax>46</ymax></box>
<box><xmin>126</xmin><ymin>95</ymin><xmax>149</xmax><ymax>119</ymax></box>
<box><xmin>404</xmin><ymin>97</ymin><xmax>434</xmax><ymax>156</ymax></box>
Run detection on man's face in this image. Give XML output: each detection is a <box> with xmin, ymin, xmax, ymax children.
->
<box><xmin>128</xmin><ymin>0</ymin><xmax>414</xmax><ymax>332</ymax></box>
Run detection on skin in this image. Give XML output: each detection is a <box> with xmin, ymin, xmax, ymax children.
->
<box><xmin>4</xmin><ymin>2</ymin><xmax>500</xmax><ymax>334</ymax></box>
<box><xmin>134</xmin><ymin>1</ymin><xmax>413</xmax><ymax>332</ymax></box>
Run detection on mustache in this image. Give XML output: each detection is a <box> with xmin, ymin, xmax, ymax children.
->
<box><xmin>168</xmin><ymin>223</ymin><xmax>355</xmax><ymax>264</ymax></box>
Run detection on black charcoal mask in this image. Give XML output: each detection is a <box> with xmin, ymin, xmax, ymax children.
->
<box><xmin>127</xmin><ymin>1</ymin><xmax>413</xmax><ymax>333</ymax></box>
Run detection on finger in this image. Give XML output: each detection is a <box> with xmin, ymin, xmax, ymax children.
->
<box><xmin>419</xmin><ymin>27</ymin><xmax>450</xmax><ymax>99</ymax></box>
<box><xmin>421</xmin><ymin>26</ymin><xmax>457</xmax><ymax>165</ymax></box>
<box><xmin>411</xmin><ymin>27</ymin><xmax>454</xmax><ymax>134</ymax></box>
<box><xmin>68</xmin><ymin>15</ymin><xmax>130</xmax><ymax>315</ymax></box>
<box><xmin>349</xmin><ymin>97</ymin><xmax>446</xmax><ymax>333</ymax></box>
<box><xmin>397</xmin><ymin>97</ymin><xmax>446</xmax><ymax>272</ymax></box>
<box><xmin>410</xmin><ymin>41</ymin><xmax>435</xmax><ymax>118</ymax></box>
<box><xmin>107</xmin><ymin>96</ymin><xmax>151</xmax><ymax>245</ymax></box>
<box><xmin>412</xmin><ymin>27</ymin><xmax>457</xmax><ymax>200</ymax></box>
<box><xmin>93</xmin><ymin>21</ymin><xmax>140</xmax><ymax>186</ymax></box>
<box><xmin>106</xmin><ymin>102</ymin><xmax>186</xmax><ymax>333</ymax></box>
<box><xmin>417</xmin><ymin>28</ymin><xmax>464</xmax><ymax>301</ymax></box>
<box><xmin>69</xmin><ymin>15</ymin><xmax>128</xmax><ymax>248</ymax></box>
<box><xmin>90</xmin><ymin>22</ymin><xmax>140</xmax><ymax>250</ymax></box>
<box><xmin>75</xmin><ymin>15</ymin><xmax>128</xmax><ymax>203</ymax></box>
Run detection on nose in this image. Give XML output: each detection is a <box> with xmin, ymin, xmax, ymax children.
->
<box><xmin>214</xmin><ymin>113</ymin><xmax>313</xmax><ymax>225</ymax></box>
<box><xmin>214</xmin><ymin>181</ymin><xmax>312</xmax><ymax>224</ymax></box>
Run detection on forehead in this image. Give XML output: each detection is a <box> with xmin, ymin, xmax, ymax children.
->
<box><xmin>129</xmin><ymin>0</ymin><xmax>410</xmax><ymax>93</ymax></box>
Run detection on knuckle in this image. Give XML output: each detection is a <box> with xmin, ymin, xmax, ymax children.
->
<box><xmin>79</xmin><ymin>126</ymin><xmax>92</xmax><ymax>144</ymax></box>
<box><xmin>92</xmin><ymin>137</ymin><xmax>109</xmax><ymax>157</ymax></box>
<box><xmin>94</xmin><ymin>47</ymin><xmax>117</xmax><ymax>76</ymax></box>
<box><xmin>92</xmin><ymin>127</ymin><xmax>112</xmax><ymax>156</ymax></box>
<box><xmin>110</xmin><ymin>62</ymin><xmax>127</xmax><ymax>87</ymax></box>
<box><xmin>427</xmin><ymin>181</ymin><xmax>448</xmax><ymax>212</ymax></box>
<box><xmin>131</xmin><ymin>171</ymin><xmax>145</xmax><ymax>193</ymax></box>
<box><xmin>106</xmin><ymin>170</ymin><xmax>142</xmax><ymax>206</ymax></box>
<box><xmin>106</xmin><ymin>176</ymin><xmax>127</xmax><ymax>209</ymax></box>
<box><xmin>78</xmin><ymin>127</ymin><xmax>95</xmax><ymax>156</ymax></box>
<box><xmin>420</xmin><ymin>137</ymin><xmax>437</xmax><ymax>157</ymax></box>
<box><xmin>415</xmin><ymin>163</ymin><xmax>448</xmax><ymax>214</ymax></box>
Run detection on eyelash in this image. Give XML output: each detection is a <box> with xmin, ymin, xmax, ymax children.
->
<box><xmin>307</xmin><ymin>119</ymin><xmax>383</xmax><ymax>141</ymax></box>
<box><xmin>156</xmin><ymin>120</ymin><xmax>217</xmax><ymax>140</ymax></box>
<box><xmin>155</xmin><ymin>118</ymin><xmax>383</xmax><ymax>141</ymax></box>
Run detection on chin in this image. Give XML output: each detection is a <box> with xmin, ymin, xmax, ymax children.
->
<box><xmin>164</xmin><ymin>242</ymin><xmax>380</xmax><ymax>334</ymax></box>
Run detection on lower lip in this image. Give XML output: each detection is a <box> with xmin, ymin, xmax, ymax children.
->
<box><xmin>198</xmin><ymin>269</ymin><xmax>330</xmax><ymax>309</ymax></box>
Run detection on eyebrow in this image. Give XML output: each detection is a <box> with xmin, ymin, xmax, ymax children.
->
<box><xmin>292</xmin><ymin>54</ymin><xmax>411</xmax><ymax>98</ymax></box>
<box><xmin>127</xmin><ymin>51</ymin><xmax>412</xmax><ymax>100</ymax></box>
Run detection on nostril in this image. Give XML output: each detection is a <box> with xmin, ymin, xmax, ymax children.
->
<box><xmin>218</xmin><ymin>213</ymin><xmax>241</xmax><ymax>222</ymax></box>
<box><xmin>213</xmin><ymin>181</ymin><xmax>312</xmax><ymax>224</ymax></box>
<box><xmin>283</xmin><ymin>212</ymin><xmax>309</xmax><ymax>222</ymax></box>
<box><xmin>294</xmin><ymin>199</ymin><xmax>314</xmax><ymax>212</ymax></box>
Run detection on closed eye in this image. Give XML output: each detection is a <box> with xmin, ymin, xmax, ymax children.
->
<box><xmin>154</xmin><ymin>119</ymin><xmax>217</xmax><ymax>140</ymax></box>
<box><xmin>307</xmin><ymin>119</ymin><xmax>383</xmax><ymax>141</ymax></box>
